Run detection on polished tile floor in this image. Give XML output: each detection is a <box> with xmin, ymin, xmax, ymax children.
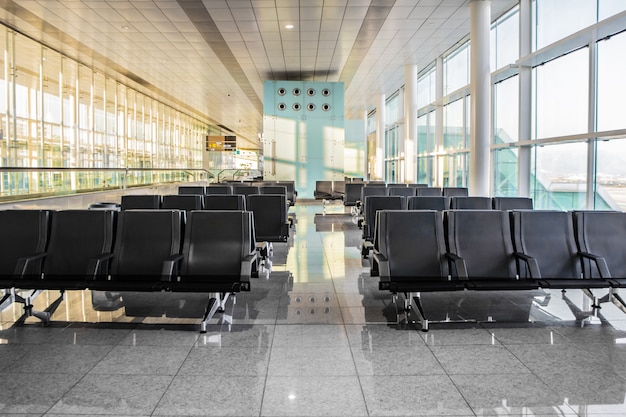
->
<box><xmin>2</xmin><ymin>201</ymin><xmax>626</xmax><ymax>416</ymax></box>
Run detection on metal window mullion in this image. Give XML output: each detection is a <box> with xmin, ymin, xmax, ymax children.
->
<box><xmin>586</xmin><ymin>40</ymin><xmax>598</xmax><ymax>209</ymax></box>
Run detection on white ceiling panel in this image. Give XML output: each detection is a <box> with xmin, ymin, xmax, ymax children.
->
<box><xmin>3</xmin><ymin>0</ymin><xmax>517</xmax><ymax>147</ymax></box>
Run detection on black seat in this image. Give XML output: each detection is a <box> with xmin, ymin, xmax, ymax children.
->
<box><xmin>416</xmin><ymin>187</ymin><xmax>442</xmax><ymax>196</ymax></box>
<box><xmin>178</xmin><ymin>186</ymin><xmax>204</xmax><ymax>195</ymax></box>
<box><xmin>375</xmin><ymin>210</ymin><xmax>461</xmax><ymax>330</ymax></box>
<box><xmin>445</xmin><ymin>210</ymin><xmax>539</xmax><ymax>290</ymax></box>
<box><xmin>161</xmin><ymin>194</ymin><xmax>203</xmax><ymax>211</ymax></box>
<box><xmin>174</xmin><ymin>210</ymin><xmax>255</xmax><ymax>293</ymax></box>
<box><xmin>344</xmin><ymin>183</ymin><xmax>364</xmax><ymax>207</ymax></box>
<box><xmin>32</xmin><ymin>210</ymin><xmax>116</xmax><ymax>290</ymax></box>
<box><xmin>573</xmin><ymin>211</ymin><xmax>626</xmax><ymax>286</ymax></box>
<box><xmin>0</xmin><ymin>210</ymin><xmax>50</xmax><ymax>289</ymax></box>
<box><xmin>260</xmin><ymin>185</ymin><xmax>287</xmax><ymax>196</ymax></box>
<box><xmin>361</xmin><ymin>196</ymin><xmax>405</xmax><ymax>257</ymax></box>
<box><xmin>233</xmin><ymin>185</ymin><xmax>260</xmax><ymax>197</ymax></box>
<box><xmin>102</xmin><ymin>210</ymin><xmax>183</xmax><ymax>289</ymax></box>
<box><xmin>265</xmin><ymin>181</ymin><xmax>297</xmax><ymax>205</ymax></box>
<box><xmin>357</xmin><ymin>184</ymin><xmax>389</xmax><ymax>221</ymax></box>
<box><xmin>388</xmin><ymin>186</ymin><xmax>416</xmax><ymax>198</ymax></box>
<box><xmin>407</xmin><ymin>196</ymin><xmax>449</xmax><ymax>211</ymax></box>
<box><xmin>511</xmin><ymin>210</ymin><xmax>609</xmax><ymax>289</ymax></box>
<box><xmin>247</xmin><ymin>194</ymin><xmax>290</xmax><ymax>242</ymax></box>
<box><xmin>205</xmin><ymin>184</ymin><xmax>233</xmax><ymax>195</ymax></box>
<box><xmin>492</xmin><ymin>197</ymin><xmax>533</xmax><ymax>210</ymax></box>
<box><xmin>443</xmin><ymin>187</ymin><xmax>468</xmax><ymax>197</ymax></box>
<box><xmin>120</xmin><ymin>195</ymin><xmax>161</xmax><ymax>210</ymax></box>
<box><xmin>314</xmin><ymin>180</ymin><xmax>333</xmax><ymax>200</ymax></box>
<box><xmin>202</xmin><ymin>194</ymin><xmax>246</xmax><ymax>211</ymax></box>
<box><xmin>449</xmin><ymin>196</ymin><xmax>493</xmax><ymax>209</ymax></box>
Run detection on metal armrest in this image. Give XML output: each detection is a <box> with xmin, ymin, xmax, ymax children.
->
<box><xmin>240</xmin><ymin>253</ymin><xmax>257</xmax><ymax>282</ymax></box>
<box><xmin>373</xmin><ymin>252</ymin><xmax>390</xmax><ymax>280</ymax></box>
<box><xmin>579</xmin><ymin>251</ymin><xmax>611</xmax><ymax>278</ymax></box>
<box><xmin>161</xmin><ymin>254</ymin><xmax>184</xmax><ymax>281</ymax></box>
<box><xmin>514</xmin><ymin>252</ymin><xmax>542</xmax><ymax>279</ymax></box>
<box><xmin>14</xmin><ymin>252</ymin><xmax>47</xmax><ymax>276</ymax></box>
<box><xmin>445</xmin><ymin>252</ymin><xmax>468</xmax><ymax>279</ymax></box>
<box><xmin>87</xmin><ymin>253</ymin><xmax>115</xmax><ymax>279</ymax></box>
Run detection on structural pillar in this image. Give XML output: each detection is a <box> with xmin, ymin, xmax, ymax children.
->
<box><xmin>375</xmin><ymin>93</ymin><xmax>385</xmax><ymax>181</ymax></box>
<box><xmin>518</xmin><ymin>0</ymin><xmax>532</xmax><ymax>198</ymax></box>
<box><xmin>469</xmin><ymin>0</ymin><xmax>491</xmax><ymax>196</ymax></box>
<box><xmin>404</xmin><ymin>64</ymin><xmax>417</xmax><ymax>183</ymax></box>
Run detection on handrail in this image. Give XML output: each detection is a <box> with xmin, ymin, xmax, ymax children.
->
<box><xmin>0</xmin><ymin>167</ymin><xmax>215</xmax><ymax>202</ymax></box>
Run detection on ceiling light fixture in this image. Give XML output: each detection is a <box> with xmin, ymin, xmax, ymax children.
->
<box><xmin>285</xmin><ymin>24</ymin><xmax>294</xmax><ymax>29</ymax></box>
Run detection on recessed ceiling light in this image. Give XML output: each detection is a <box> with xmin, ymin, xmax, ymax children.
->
<box><xmin>285</xmin><ymin>24</ymin><xmax>294</xmax><ymax>29</ymax></box>
<box><xmin>121</xmin><ymin>25</ymin><xmax>129</xmax><ymax>30</ymax></box>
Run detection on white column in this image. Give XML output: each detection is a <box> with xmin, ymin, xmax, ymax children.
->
<box><xmin>362</xmin><ymin>109</ymin><xmax>368</xmax><ymax>180</ymax></box>
<box><xmin>435</xmin><ymin>57</ymin><xmax>444</xmax><ymax>187</ymax></box>
<box><xmin>469</xmin><ymin>0</ymin><xmax>491</xmax><ymax>196</ymax></box>
<box><xmin>404</xmin><ymin>64</ymin><xmax>417</xmax><ymax>183</ymax></box>
<box><xmin>518</xmin><ymin>0</ymin><xmax>531</xmax><ymax>198</ymax></box>
<box><xmin>375</xmin><ymin>93</ymin><xmax>385</xmax><ymax>181</ymax></box>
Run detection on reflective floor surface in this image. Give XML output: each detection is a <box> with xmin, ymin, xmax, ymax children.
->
<box><xmin>2</xmin><ymin>200</ymin><xmax>626</xmax><ymax>416</ymax></box>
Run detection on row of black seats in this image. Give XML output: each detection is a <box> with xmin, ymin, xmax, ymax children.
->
<box><xmin>180</xmin><ymin>181</ymin><xmax>297</xmax><ymax>206</ymax></box>
<box><xmin>374</xmin><ymin>209</ymin><xmax>626</xmax><ymax>330</ymax></box>
<box><xmin>0</xmin><ymin>209</ymin><xmax>258</xmax><ymax>331</ymax></box>
<box><xmin>347</xmin><ymin>184</ymin><xmax>470</xmax><ymax>207</ymax></box>
<box><xmin>360</xmin><ymin>195</ymin><xmax>533</xmax><ymax>257</ymax></box>
<box><xmin>120</xmin><ymin>194</ymin><xmax>291</xmax><ymax>243</ymax></box>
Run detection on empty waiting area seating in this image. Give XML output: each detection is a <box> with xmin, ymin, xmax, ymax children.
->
<box><xmin>492</xmin><ymin>196</ymin><xmax>533</xmax><ymax>210</ymax></box>
<box><xmin>205</xmin><ymin>184</ymin><xmax>233</xmax><ymax>195</ymax></box>
<box><xmin>178</xmin><ymin>186</ymin><xmax>204</xmax><ymax>195</ymax></box>
<box><xmin>407</xmin><ymin>196</ymin><xmax>449</xmax><ymax>211</ymax></box>
<box><xmin>247</xmin><ymin>194</ymin><xmax>290</xmax><ymax>242</ymax></box>
<box><xmin>449</xmin><ymin>196</ymin><xmax>493</xmax><ymax>210</ymax></box>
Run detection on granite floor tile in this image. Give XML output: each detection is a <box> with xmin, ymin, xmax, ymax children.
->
<box><xmin>271</xmin><ymin>324</ymin><xmax>349</xmax><ymax>347</ymax></box>
<box><xmin>359</xmin><ymin>375</ymin><xmax>474</xmax><ymax>416</ymax></box>
<box><xmin>351</xmin><ymin>344</ymin><xmax>445</xmax><ymax>376</ymax></box>
<box><xmin>0</xmin><ymin>373</ymin><xmax>81</xmax><ymax>414</ymax></box>
<box><xmin>12</xmin><ymin>344</ymin><xmax>113</xmax><ymax>374</ymax></box>
<box><xmin>48</xmin><ymin>374</ymin><xmax>172</xmax><ymax>415</ymax></box>
<box><xmin>154</xmin><ymin>375</ymin><xmax>265</xmax><ymax>416</ymax></box>
<box><xmin>179</xmin><ymin>346</ymin><xmax>270</xmax><ymax>376</ymax></box>
<box><xmin>89</xmin><ymin>345</ymin><xmax>191</xmax><ymax>375</ymax></box>
<box><xmin>450</xmin><ymin>373</ymin><xmax>577</xmax><ymax>416</ymax></box>
<box><xmin>430</xmin><ymin>344</ymin><xmax>530</xmax><ymax>375</ymax></box>
<box><xmin>118</xmin><ymin>329</ymin><xmax>199</xmax><ymax>347</ymax></box>
<box><xmin>261</xmin><ymin>376</ymin><xmax>368</xmax><ymax>417</ymax></box>
<box><xmin>268</xmin><ymin>346</ymin><xmax>356</xmax><ymax>376</ymax></box>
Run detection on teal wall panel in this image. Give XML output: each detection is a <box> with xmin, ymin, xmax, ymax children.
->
<box><xmin>263</xmin><ymin>80</ymin><xmax>344</xmax><ymax>198</ymax></box>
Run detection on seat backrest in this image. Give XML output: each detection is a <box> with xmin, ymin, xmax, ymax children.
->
<box><xmin>443</xmin><ymin>187</ymin><xmax>469</xmax><ymax>197</ymax></box>
<box><xmin>120</xmin><ymin>195</ymin><xmax>161</xmax><ymax>210</ymax></box>
<box><xmin>445</xmin><ymin>210</ymin><xmax>516</xmax><ymax>278</ymax></box>
<box><xmin>511</xmin><ymin>210</ymin><xmax>581</xmax><ymax>279</ymax></box>
<box><xmin>407</xmin><ymin>196</ymin><xmax>450</xmax><ymax>211</ymax></box>
<box><xmin>110</xmin><ymin>210</ymin><xmax>183</xmax><ymax>280</ymax></box>
<box><xmin>202</xmin><ymin>194</ymin><xmax>246</xmax><ymax>211</ymax></box>
<box><xmin>574</xmin><ymin>211</ymin><xmax>626</xmax><ymax>278</ymax></box>
<box><xmin>205</xmin><ymin>184</ymin><xmax>233</xmax><ymax>195</ymax></box>
<box><xmin>388</xmin><ymin>186</ymin><xmax>416</xmax><ymax>198</ymax></box>
<box><xmin>246</xmin><ymin>194</ymin><xmax>288</xmax><ymax>241</ymax></box>
<box><xmin>179</xmin><ymin>211</ymin><xmax>253</xmax><ymax>283</ymax></box>
<box><xmin>492</xmin><ymin>197</ymin><xmax>533</xmax><ymax>210</ymax></box>
<box><xmin>449</xmin><ymin>196</ymin><xmax>493</xmax><ymax>210</ymax></box>
<box><xmin>272</xmin><ymin>181</ymin><xmax>296</xmax><ymax>203</ymax></box>
<box><xmin>314</xmin><ymin>181</ymin><xmax>333</xmax><ymax>198</ymax></box>
<box><xmin>260</xmin><ymin>185</ymin><xmax>287</xmax><ymax>195</ymax></box>
<box><xmin>363</xmin><ymin>196</ymin><xmax>405</xmax><ymax>241</ymax></box>
<box><xmin>178</xmin><ymin>186</ymin><xmax>204</xmax><ymax>195</ymax></box>
<box><xmin>233</xmin><ymin>185</ymin><xmax>260</xmax><ymax>196</ymax></box>
<box><xmin>361</xmin><ymin>185</ymin><xmax>388</xmax><ymax>202</ymax></box>
<box><xmin>416</xmin><ymin>187</ymin><xmax>442</xmax><ymax>196</ymax></box>
<box><xmin>0</xmin><ymin>210</ymin><xmax>50</xmax><ymax>276</ymax></box>
<box><xmin>43</xmin><ymin>210</ymin><xmax>115</xmax><ymax>278</ymax></box>
<box><xmin>344</xmin><ymin>183</ymin><xmax>364</xmax><ymax>205</ymax></box>
<box><xmin>378</xmin><ymin>210</ymin><xmax>449</xmax><ymax>279</ymax></box>
<box><xmin>161</xmin><ymin>195</ymin><xmax>203</xmax><ymax>211</ymax></box>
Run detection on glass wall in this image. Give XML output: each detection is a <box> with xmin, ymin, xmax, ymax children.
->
<box><xmin>0</xmin><ymin>26</ymin><xmax>206</xmax><ymax>200</ymax></box>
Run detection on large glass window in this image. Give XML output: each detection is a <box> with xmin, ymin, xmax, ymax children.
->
<box><xmin>417</xmin><ymin>67</ymin><xmax>436</xmax><ymax>109</ymax></box>
<box><xmin>532</xmin><ymin>47</ymin><xmax>588</xmax><ymax>139</ymax></box>
<box><xmin>443</xmin><ymin>99</ymin><xmax>464</xmax><ymax>150</ymax></box>
<box><xmin>531</xmin><ymin>142</ymin><xmax>588</xmax><ymax>210</ymax></box>
<box><xmin>494</xmin><ymin>75</ymin><xmax>519</xmax><ymax>144</ymax></box>
<box><xmin>597</xmin><ymin>31</ymin><xmax>626</xmax><ymax>132</ymax></box>
<box><xmin>0</xmin><ymin>26</ymin><xmax>208</xmax><ymax>199</ymax></box>
<box><xmin>444</xmin><ymin>43</ymin><xmax>469</xmax><ymax>95</ymax></box>
<box><xmin>595</xmin><ymin>138</ymin><xmax>626</xmax><ymax>210</ymax></box>
<box><xmin>533</xmin><ymin>0</ymin><xmax>596</xmax><ymax>50</ymax></box>
<box><xmin>490</xmin><ymin>6</ymin><xmax>519</xmax><ymax>70</ymax></box>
